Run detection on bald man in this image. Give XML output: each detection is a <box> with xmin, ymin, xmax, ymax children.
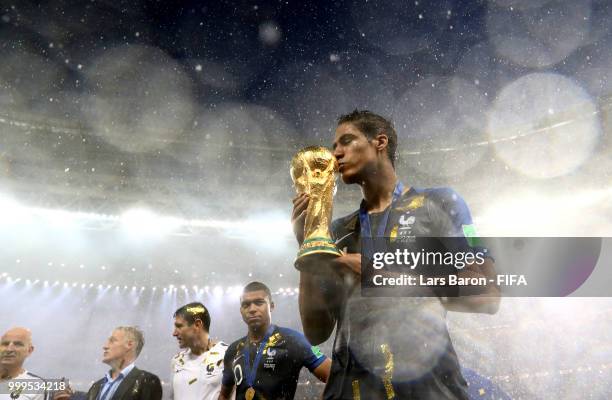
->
<box><xmin>0</xmin><ymin>327</ymin><xmax>49</xmax><ymax>400</ymax></box>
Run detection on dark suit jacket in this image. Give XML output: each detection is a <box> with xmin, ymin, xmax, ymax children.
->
<box><xmin>86</xmin><ymin>367</ymin><xmax>162</xmax><ymax>400</ymax></box>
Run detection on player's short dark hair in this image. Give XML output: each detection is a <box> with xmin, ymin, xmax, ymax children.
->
<box><xmin>243</xmin><ymin>281</ymin><xmax>273</xmax><ymax>302</ymax></box>
<box><xmin>174</xmin><ymin>302</ymin><xmax>211</xmax><ymax>332</ymax></box>
<box><xmin>337</xmin><ymin>109</ymin><xmax>398</xmax><ymax>167</ymax></box>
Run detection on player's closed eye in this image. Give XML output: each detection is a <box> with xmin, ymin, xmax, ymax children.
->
<box><xmin>341</xmin><ymin>136</ymin><xmax>353</xmax><ymax>145</ymax></box>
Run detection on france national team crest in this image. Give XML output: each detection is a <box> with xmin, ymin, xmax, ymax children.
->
<box><xmin>391</xmin><ymin>211</ymin><xmax>416</xmax><ymax>243</ymax></box>
<box><xmin>399</xmin><ymin>214</ymin><xmax>415</xmax><ymax>229</ymax></box>
<box><xmin>206</xmin><ymin>363</ymin><xmax>215</xmax><ymax>374</ymax></box>
<box><xmin>263</xmin><ymin>347</ymin><xmax>277</xmax><ymax>370</ymax></box>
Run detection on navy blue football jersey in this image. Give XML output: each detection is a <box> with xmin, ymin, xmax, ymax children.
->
<box><xmin>222</xmin><ymin>325</ymin><xmax>326</xmax><ymax>400</ymax></box>
<box><xmin>323</xmin><ymin>187</ymin><xmax>485</xmax><ymax>400</ymax></box>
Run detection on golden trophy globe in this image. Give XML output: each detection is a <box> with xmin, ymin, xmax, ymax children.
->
<box><xmin>290</xmin><ymin>146</ymin><xmax>342</xmax><ymax>271</ymax></box>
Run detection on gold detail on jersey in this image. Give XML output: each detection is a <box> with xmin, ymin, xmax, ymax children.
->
<box><xmin>352</xmin><ymin>380</ymin><xmax>361</xmax><ymax>400</ymax></box>
<box><xmin>10</xmin><ymin>385</ymin><xmax>24</xmax><ymax>399</ymax></box>
<box><xmin>266</xmin><ymin>333</ymin><xmax>281</xmax><ymax>349</ymax></box>
<box><xmin>389</xmin><ymin>225</ymin><xmax>398</xmax><ymax>241</ymax></box>
<box><xmin>381</xmin><ymin>344</ymin><xmax>396</xmax><ymax>399</ymax></box>
<box><xmin>173</xmin><ymin>352</ymin><xmax>185</xmax><ymax>366</ymax></box>
<box><xmin>396</xmin><ymin>195</ymin><xmax>425</xmax><ymax>211</ymax></box>
<box><xmin>188</xmin><ymin>378</ymin><xmax>197</xmax><ymax>385</ymax></box>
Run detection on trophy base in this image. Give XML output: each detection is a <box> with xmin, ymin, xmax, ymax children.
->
<box><xmin>295</xmin><ymin>237</ymin><xmax>342</xmax><ymax>272</ymax></box>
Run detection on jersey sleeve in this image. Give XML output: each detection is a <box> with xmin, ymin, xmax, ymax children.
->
<box><xmin>221</xmin><ymin>342</ymin><xmax>236</xmax><ymax>387</ymax></box>
<box><xmin>427</xmin><ymin>188</ymin><xmax>491</xmax><ymax>259</ymax></box>
<box><xmin>287</xmin><ymin>329</ymin><xmax>327</xmax><ymax>372</ymax></box>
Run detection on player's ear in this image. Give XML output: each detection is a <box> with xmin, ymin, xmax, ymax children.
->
<box><xmin>375</xmin><ymin>133</ymin><xmax>388</xmax><ymax>152</ymax></box>
<box><xmin>269</xmin><ymin>301</ymin><xmax>275</xmax><ymax>311</ymax></box>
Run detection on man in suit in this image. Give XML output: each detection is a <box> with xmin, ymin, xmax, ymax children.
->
<box><xmin>54</xmin><ymin>326</ymin><xmax>162</xmax><ymax>400</ymax></box>
<box><xmin>86</xmin><ymin>326</ymin><xmax>162</xmax><ymax>400</ymax></box>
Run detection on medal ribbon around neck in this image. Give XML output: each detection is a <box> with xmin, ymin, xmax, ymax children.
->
<box><xmin>359</xmin><ymin>181</ymin><xmax>404</xmax><ymax>259</ymax></box>
<box><xmin>243</xmin><ymin>324</ymin><xmax>275</xmax><ymax>389</ymax></box>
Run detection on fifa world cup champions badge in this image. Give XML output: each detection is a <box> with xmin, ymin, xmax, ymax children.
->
<box><xmin>290</xmin><ymin>146</ymin><xmax>342</xmax><ymax>271</ymax></box>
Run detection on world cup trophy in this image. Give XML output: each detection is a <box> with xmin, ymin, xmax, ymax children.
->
<box><xmin>290</xmin><ymin>146</ymin><xmax>342</xmax><ymax>271</ymax></box>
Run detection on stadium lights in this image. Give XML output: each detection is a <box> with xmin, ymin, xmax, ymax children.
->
<box><xmin>120</xmin><ymin>208</ymin><xmax>182</xmax><ymax>237</ymax></box>
<box><xmin>0</xmin><ymin>194</ymin><xmax>294</xmax><ymax>239</ymax></box>
<box><xmin>0</xmin><ymin>275</ymin><xmax>300</xmax><ymax>295</ymax></box>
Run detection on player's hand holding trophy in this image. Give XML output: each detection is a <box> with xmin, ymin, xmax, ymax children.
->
<box><xmin>290</xmin><ymin>146</ymin><xmax>342</xmax><ymax>271</ymax></box>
